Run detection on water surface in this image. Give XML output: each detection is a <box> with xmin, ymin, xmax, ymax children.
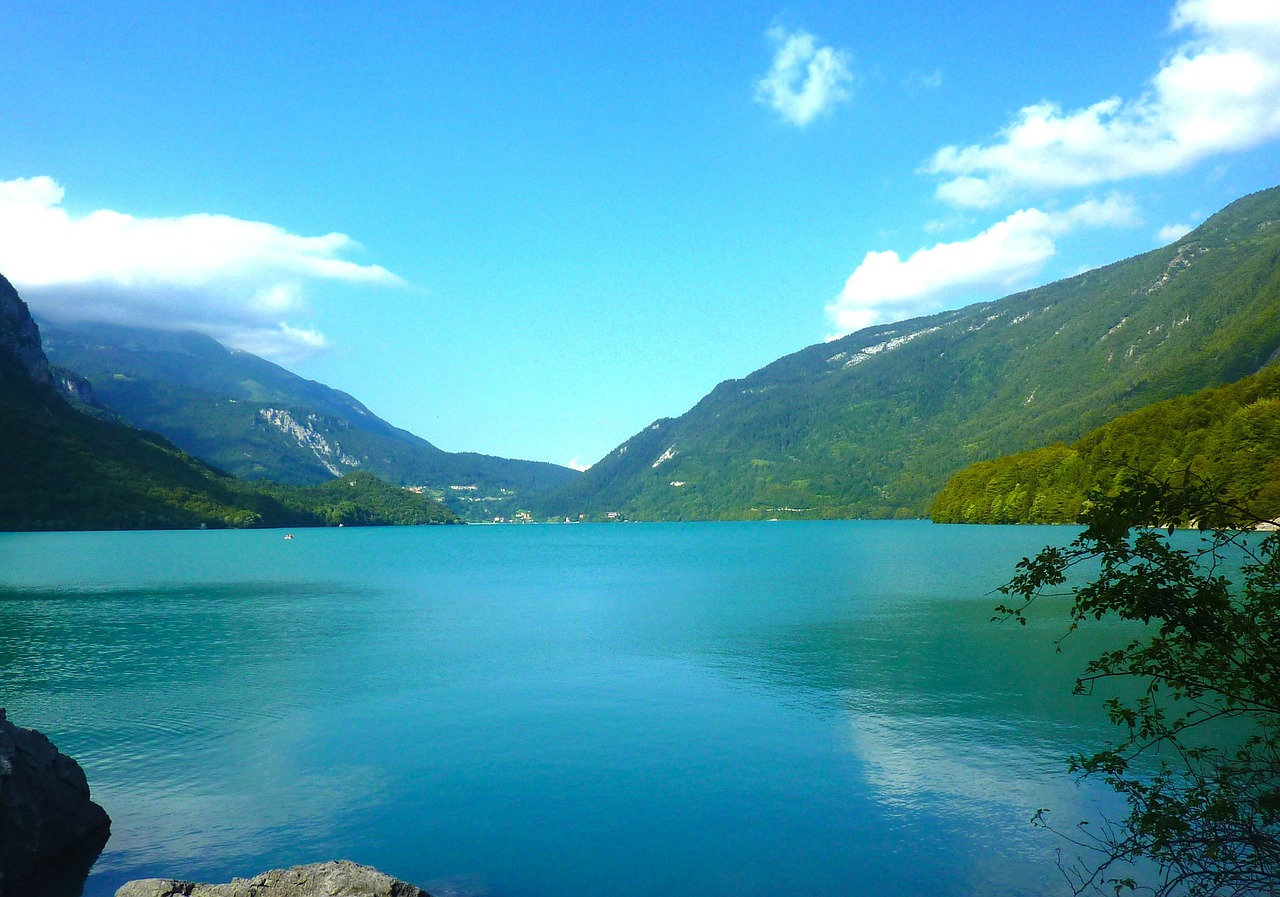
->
<box><xmin>0</xmin><ymin>521</ymin><xmax>1125</xmax><ymax>896</ymax></box>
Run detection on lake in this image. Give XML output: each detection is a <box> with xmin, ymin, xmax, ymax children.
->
<box><xmin>0</xmin><ymin>520</ymin><xmax>1126</xmax><ymax>897</ymax></box>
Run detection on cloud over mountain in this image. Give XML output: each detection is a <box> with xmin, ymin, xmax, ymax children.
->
<box><xmin>925</xmin><ymin>0</ymin><xmax>1280</xmax><ymax>207</ymax></box>
<box><xmin>826</xmin><ymin>197</ymin><xmax>1138</xmax><ymax>336</ymax></box>
<box><xmin>823</xmin><ymin>0</ymin><xmax>1279</xmax><ymax>339</ymax></box>
<box><xmin>0</xmin><ymin>176</ymin><xmax>403</xmax><ymax>359</ymax></box>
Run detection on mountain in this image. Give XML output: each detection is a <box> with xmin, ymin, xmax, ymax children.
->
<box><xmin>0</xmin><ymin>274</ymin><xmax>458</xmax><ymax>530</ymax></box>
<box><xmin>538</xmin><ymin>185</ymin><xmax>1280</xmax><ymax>521</ymax></box>
<box><xmin>0</xmin><ymin>276</ymin><xmax>52</xmax><ymax>389</ymax></box>
<box><xmin>39</xmin><ymin>322</ymin><xmax>578</xmax><ymax>519</ymax></box>
<box><xmin>930</xmin><ymin>361</ymin><xmax>1280</xmax><ymax>525</ymax></box>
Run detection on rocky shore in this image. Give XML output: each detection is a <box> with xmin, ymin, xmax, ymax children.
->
<box><xmin>1</xmin><ymin>711</ymin><xmax>431</xmax><ymax>897</ymax></box>
<box><xmin>115</xmin><ymin>861</ymin><xmax>432</xmax><ymax>897</ymax></box>
<box><xmin>0</xmin><ymin>709</ymin><xmax>111</xmax><ymax>897</ymax></box>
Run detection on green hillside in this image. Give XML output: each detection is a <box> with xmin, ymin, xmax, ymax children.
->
<box><xmin>0</xmin><ymin>370</ymin><xmax>459</xmax><ymax>531</ymax></box>
<box><xmin>537</xmin><ymin>185</ymin><xmax>1280</xmax><ymax>521</ymax></box>
<box><xmin>40</xmin><ymin>322</ymin><xmax>577</xmax><ymax>519</ymax></box>
<box><xmin>931</xmin><ymin>362</ymin><xmax>1280</xmax><ymax>524</ymax></box>
<box><xmin>0</xmin><ymin>276</ymin><xmax>458</xmax><ymax>531</ymax></box>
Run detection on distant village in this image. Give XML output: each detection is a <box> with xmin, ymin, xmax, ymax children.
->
<box><xmin>402</xmin><ymin>483</ymin><xmax>625</xmax><ymax>524</ymax></box>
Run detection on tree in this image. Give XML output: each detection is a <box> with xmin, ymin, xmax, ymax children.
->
<box><xmin>999</xmin><ymin>472</ymin><xmax>1280</xmax><ymax>896</ymax></box>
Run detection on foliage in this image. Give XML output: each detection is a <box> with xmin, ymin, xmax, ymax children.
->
<box><xmin>537</xmin><ymin>185</ymin><xmax>1280</xmax><ymax>521</ymax></box>
<box><xmin>999</xmin><ymin>473</ymin><xmax>1280</xmax><ymax>896</ymax></box>
<box><xmin>251</xmin><ymin>470</ymin><xmax>459</xmax><ymax>526</ymax></box>
<box><xmin>932</xmin><ymin>363</ymin><xmax>1280</xmax><ymax>524</ymax></box>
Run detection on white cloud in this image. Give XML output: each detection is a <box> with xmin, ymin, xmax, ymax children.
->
<box><xmin>567</xmin><ymin>458</ymin><xmax>591</xmax><ymax>472</ymax></box>
<box><xmin>825</xmin><ymin>196</ymin><xmax>1138</xmax><ymax>336</ymax></box>
<box><xmin>904</xmin><ymin>69</ymin><xmax>944</xmax><ymax>91</ymax></box>
<box><xmin>1157</xmin><ymin>221</ymin><xmax>1195</xmax><ymax>242</ymax></box>
<box><xmin>926</xmin><ymin>0</ymin><xmax>1280</xmax><ymax>207</ymax></box>
<box><xmin>755</xmin><ymin>26</ymin><xmax>854</xmax><ymax>127</ymax></box>
<box><xmin>0</xmin><ymin>176</ymin><xmax>403</xmax><ymax>360</ymax></box>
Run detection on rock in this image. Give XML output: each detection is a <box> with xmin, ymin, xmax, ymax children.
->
<box><xmin>0</xmin><ymin>274</ymin><xmax>52</xmax><ymax>389</ymax></box>
<box><xmin>115</xmin><ymin>861</ymin><xmax>432</xmax><ymax>897</ymax></box>
<box><xmin>0</xmin><ymin>708</ymin><xmax>112</xmax><ymax>897</ymax></box>
<box><xmin>52</xmin><ymin>365</ymin><xmax>104</xmax><ymax>409</ymax></box>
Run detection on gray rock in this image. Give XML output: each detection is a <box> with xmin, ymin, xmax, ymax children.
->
<box><xmin>0</xmin><ymin>274</ymin><xmax>52</xmax><ymax>388</ymax></box>
<box><xmin>115</xmin><ymin>860</ymin><xmax>432</xmax><ymax>897</ymax></box>
<box><xmin>0</xmin><ymin>708</ymin><xmax>111</xmax><ymax>897</ymax></box>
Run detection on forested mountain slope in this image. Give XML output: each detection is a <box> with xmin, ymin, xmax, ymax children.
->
<box><xmin>41</xmin><ymin>322</ymin><xmax>577</xmax><ymax>519</ymax></box>
<box><xmin>931</xmin><ymin>362</ymin><xmax>1280</xmax><ymax>524</ymax></box>
<box><xmin>538</xmin><ymin>185</ymin><xmax>1280</xmax><ymax>520</ymax></box>
<box><xmin>0</xmin><ymin>275</ymin><xmax>457</xmax><ymax>530</ymax></box>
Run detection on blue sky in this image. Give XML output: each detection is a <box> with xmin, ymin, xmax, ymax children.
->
<box><xmin>2</xmin><ymin>0</ymin><xmax>1278</xmax><ymax>468</ymax></box>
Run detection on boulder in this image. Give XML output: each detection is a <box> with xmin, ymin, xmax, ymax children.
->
<box><xmin>115</xmin><ymin>860</ymin><xmax>432</xmax><ymax>897</ymax></box>
<box><xmin>0</xmin><ymin>708</ymin><xmax>111</xmax><ymax>897</ymax></box>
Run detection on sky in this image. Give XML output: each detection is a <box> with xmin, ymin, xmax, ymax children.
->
<box><xmin>2</xmin><ymin>0</ymin><xmax>1279</xmax><ymax>469</ymax></box>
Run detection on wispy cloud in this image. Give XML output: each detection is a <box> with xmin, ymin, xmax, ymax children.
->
<box><xmin>926</xmin><ymin>0</ymin><xmax>1280</xmax><ymax>207</ymax></box>
<box><xmin>825</xmin><ymin>196</ymin><xmax>1138</xmax><ymax>336</ymax></box>
<box><xmin>0</xmin><ymin>176</ymin><xmax>403</xmax><ymax>360</ymax></box>
<box><xmin>1157</xmin><ymin>221</ymin><xmax>1195</xmax><ymax>242</ymax></box>
<box><xmin>755</xmin><ymin>25</ymin><xmax>854</xmax><ymax>127</ymax></box>
<box><xmin>903</xmin><ymin>69</ymin><xmax>943</xmax><ymax>92</ymax></box>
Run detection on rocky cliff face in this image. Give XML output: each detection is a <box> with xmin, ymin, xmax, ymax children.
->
<box><xmin>258</xmin><ymin>408</ymin><xmax>362</xmax><ymax>477</ymax></box>
<box><xmin>53</xmin><ymin>366</ymin><xmax>101</xmax><ymax>406</ymax></box>
<box><xmin>115</xmin><ymin>861</ymin><xmax>431</xmax><ymax>897</ymax></box>
<box><xmin>0</xmin><ymin>708</ymin><xmax>112</xmax><ymax>897</ymax></box>
<box><xmin>0</xmin><ymin>274</ymin><xmax>52</xmax><ymax>388</ymax></box>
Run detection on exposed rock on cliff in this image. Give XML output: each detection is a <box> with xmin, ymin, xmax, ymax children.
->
<box><xmin>53</xmin><ymin>365</ymin><xmax>104</xmax><ymax>408</ymax></box>
<box><xmin>0</xmin><ymin>709</ymin><xmax>111</xmax><ymax>897</ymax></box>
<box><xmin>0</xmin><ymin>273</ymin><xmax>52</xmax><ymax>388</ymax></box>
<box><xmin>115</xmin><ymin>860</ymin><xmax>431</xmax><ymax>897</ymax></box>
<box><xmin>258</xmin><ymin>408</ymin><xmax>362</xmax><ymax>477</ymax></box>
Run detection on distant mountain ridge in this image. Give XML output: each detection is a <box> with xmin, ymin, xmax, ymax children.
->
<box><xmin>41</xmin><ymin>321</ymin><xmax>578</xmax><ymax>518</ymax></box>
<box><xmin>538</xmin><ymin>185</ymin><xmax>1280</xmax><ymax>521</ymax></box>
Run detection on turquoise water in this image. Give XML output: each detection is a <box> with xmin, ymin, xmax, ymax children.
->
<box><xmin>0</xmin><ymin>521</ymin><xmax>1125</xmax><ymax>896</ymax></box>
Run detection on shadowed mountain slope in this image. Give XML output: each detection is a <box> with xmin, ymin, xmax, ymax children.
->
<box><xmin>0</xmin><ymin>274</ymin><xmax>457</xmax><ymax>530</ymax></box>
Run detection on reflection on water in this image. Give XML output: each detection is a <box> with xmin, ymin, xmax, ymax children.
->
<box><xmin>1</xmin><ymin>579</ymin><xmax>392</xmax><ymax>890</ymax></box>
<box><xmin>699</xmin><ymin>548</ymin><xmax>1131</xmax><ymax>897</ymax></box>
<box><xmin>0</xmin><ymin>522</ymin><xmax>1127</xmax><ymax>897</ymax></box>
